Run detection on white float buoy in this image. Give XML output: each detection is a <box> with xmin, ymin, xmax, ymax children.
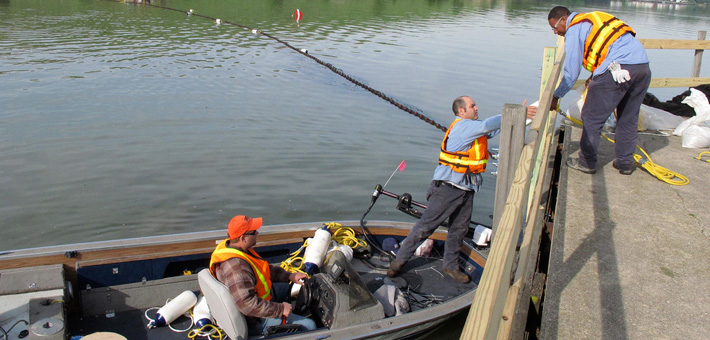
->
<box><xmin>300</xmin><ymin>49</ymin><xmax>308</xmax><ymax>54</ymax></box>
<box><xmin>187</xmin><ymin>9</ymin><xmax>194</xmax><ymax>15</ymax></box>
<box><xmin>215</xmin><ymin>18</ymin><xmax>222</xmax><ymax>24</ymax></box>
<box><xmin>251</xmin><ymin>28</ymin><xmax>260</xmax><ymax>34</ymax></box>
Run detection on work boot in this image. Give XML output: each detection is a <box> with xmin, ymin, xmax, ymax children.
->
<box><xmin>387</xmin><ymin>260</ymin><xmax>402</xmax><ymax>277</ymax></box>
<box><xmin>612</xmin><ymin>161</ymin><xmax>636</xmax><ymax>175</ymax></box>
<box><xmin>442</xmin><ymin>268</ymin><xmax>470</xmax><ymax>284</ymax></box>
<box><xmin>566</xmin><ymin>157</ymin><xmax>596</xmax><ymax>174</ymax></box>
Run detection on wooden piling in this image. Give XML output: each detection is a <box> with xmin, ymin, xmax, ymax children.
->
<box><xmin>492</xmin><ymin>105</ymin><xmax>526</xmax><ymax>239</ymax></box>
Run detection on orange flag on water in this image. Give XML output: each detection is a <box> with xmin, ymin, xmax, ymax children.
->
<box><xmin>293</xmin><ymin>9</ymin><xmax>302</xmax><ymax>23</ymax></box>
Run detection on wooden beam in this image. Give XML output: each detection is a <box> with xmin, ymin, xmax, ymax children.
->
<box><xmin>461</xmin><ymin>143</ymin><xmax>535</xmax><ymax>340</ymax></box>
<box><xmin>539</xmin><ymin>47</ymin><xmax>557</xmax><ymax>101</ymax></box>
<box><xmin>639</xmin><ymin>38</ymin><xmax>710</xmax><ymax>50</ymax></box>
<box><xmin>493</xmin><ymin>105</ymin><xmax>526</xmax><ymax>239</ymax></box>
<box><xmin>692</xmin><ymin>31</ymin><xmax>706</xmax><ymax>78</ymax></box>
<box><xmin>461</xmin><ymin>49</ymin><xmax>565</xmax><ymax>340</ymax></box>
<box><xmin>649</xmin><ymin>77</ymin><xmax>710</xmax><ymax>88</ymax></box>
<box><xmin>572</xmin><ymin>77</ymin><xmax>710</xmax><ymax>90</ymax></box>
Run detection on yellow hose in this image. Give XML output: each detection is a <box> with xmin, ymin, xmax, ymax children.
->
<box><xmin>695</xmin><ymin>151</ymin><xmax>710</xmax><ymax>163</ymax></box>
<box><xmin>563</xmin><ymin>101</ymin><xmax>689</xmax><ymax>186</ymax></box>
<box><xmin>325</xmin><ymin>222</ymin><xmax>368</xmax><ymax>249</ymax></box>
<box><xmin>280</xmin><ymin>223</ymin><xmax>368</xmax><ymax>274</ymax></box>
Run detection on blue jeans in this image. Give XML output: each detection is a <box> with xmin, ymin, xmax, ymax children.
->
<box><xmin>394</xmin><ymin>181</ymin><xmax>474</xmax><ymax>270</ymax></box>
<box><xmin>254</xmin><ymin>283</ymin><xmax>317</xmax><ymax>334</ymax></box>
<box><xmin>578</xmin><ymin>63</ymin><xmax>652</xmax><ymax>169</ymax></box>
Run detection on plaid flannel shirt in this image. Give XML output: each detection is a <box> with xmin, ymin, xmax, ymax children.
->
<box><xmin>213</xmin><ymin>253</ymin><xmax>292</xmax><ymax>328</ymax></box>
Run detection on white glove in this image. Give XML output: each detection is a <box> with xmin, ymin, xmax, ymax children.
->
<box><xmin>608</xmin><ymin>60</ymin><xmax>630</xmax><ymax>84</ymax></box>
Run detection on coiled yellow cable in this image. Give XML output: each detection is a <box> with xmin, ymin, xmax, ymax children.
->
<box><xmin>280</xmin><ymin>239</ymin><xmax>309</xmax><ymax>275</ymax></box>
<box><xmin>280</xmin><ymin>223</ymin><xmax>369</xmax><ymax>274</ymax></box>
<box><xmin>563</xmin><ymin>92</ymin><xmax>689</xmax><ymax>186</ymax></box>
<box><xmin>696</xmin><ymin>151</ymin><xmax>710</xmax><ymax>163</ymax></box>
<box><xmin>188</xmin><ymin>324</ymin><xmax>224</xmax><ymax>339</ymax></box>
<box><xmin>325</xmin><ymin>222</ymin><xmax>368</xmax><ymax>249</ymax></box>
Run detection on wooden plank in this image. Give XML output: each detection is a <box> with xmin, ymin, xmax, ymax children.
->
<box><xmin>461</xmin><ymin>47</ymin><xmax>565</xmax><ymax>340</ymax></box>
<box><xmin>649</xmin><ymin>77</ymin><xmax>710</xmax><ymax>88</ymax></box>
<box><xmin>573</xmin><ymin>77</ymin><xmax>710</xmax><ymax>90</ymax></box>
<box><xmin>539</xmin><ymin>47</ymin><xmax>557</xmax><ymax>100</ymax></box>
<box><xmin>461</xmin><ymin>144</ymin><xmax>535</xmax><ymax>340</ymax></box>
<box><xmin>692</xmin><ymin>31</ymin><xmax>706</xmax><ymax>78</ymax></box>
<box><xmin>493</xmin><ymin>104</ymin><xmax>526</xmax><ymax>239</ymax></box>
<box><xmin>498</xmin><ymin>95</ymin><xmax>559</xmax><ymax>340</ymax></box>
<box><xmin>639</xmin><ymin>38</ymin><xmax>710</xmax><ymax>50</ymax></box>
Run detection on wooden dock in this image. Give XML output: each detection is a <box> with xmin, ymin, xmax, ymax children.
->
<box><xmin>542</xmin><ymin>125</ymin><xmax>710</xmax><ymax>339</ymax></box>
<box><xmin>459</xmin><ymin>31</ymin><xmax>709</xmax><ymax>339</ymax></box>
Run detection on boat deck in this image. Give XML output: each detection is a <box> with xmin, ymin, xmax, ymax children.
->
<box><xmin>70</xmin><ymin>255</ymin><xmax>480</xmax><ymax>339</ymax></box>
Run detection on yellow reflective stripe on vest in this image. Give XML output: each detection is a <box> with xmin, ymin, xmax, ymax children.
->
<box><xmin>438</xmin><ymin>119</ymin><xmax>488</xmax><ymax>174</ymax></box>
<box><xmin>569</xmin><ymin>12</ymin><xmax>635</xmax><ymax>72</ymax></box>
<box><xmin>213</xmin><ymin>248</ymin><xmax>272</xmax><ymax>300</ymax></box>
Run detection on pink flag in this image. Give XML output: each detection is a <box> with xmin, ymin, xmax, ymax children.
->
<box><xmin>398</xmin><ymin>160</ymin><xmax>406</xmax><ymax>172</ymax></box>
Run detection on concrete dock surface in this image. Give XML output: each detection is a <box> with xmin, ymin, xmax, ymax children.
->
<box><xmin>541</xmin><ymin>124</ymin><xmax>710</xmax><ymax>340</ymax></box>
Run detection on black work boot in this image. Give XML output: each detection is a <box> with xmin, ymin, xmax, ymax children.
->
<box><xmin>566</xmin><ymin>157</ymin><xmax>596</xmax><ymax>174</ymax></box>
<box><xmin>613</xmin><ymin>161</ymin><xmax>636</xmax><ymax>175</ymax></box>
<box><xmin>442</xmin><ymin>268</ymin><xmax>470</xmax><ymax>283</ymax></box>
<box><xmin>387</xmin><ymin>260</ymin><xmax>402</xmax><ymax>277</ymax></box>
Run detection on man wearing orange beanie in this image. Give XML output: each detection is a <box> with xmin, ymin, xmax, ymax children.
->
<box><xmin>209</xmin><ymin>215</ymin><xmax>316</xmax><ymax>335</ymax></box>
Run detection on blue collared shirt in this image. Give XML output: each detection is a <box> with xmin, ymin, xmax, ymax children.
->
<box><xmin>554</xmin><ymin>12</ymin><xmax>649</xmax><ymax>99</ymax></box>
<box><xmin>432</xmin><ymin>115</ymin><xmax>501</xmax><ymax>192</ymax></box>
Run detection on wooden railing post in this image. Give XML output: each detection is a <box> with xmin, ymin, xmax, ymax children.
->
<box><xmin>492</xmin><ymin>105</ymin><xmax>526</xmax><ymax>239</ymax></box>
<box><xmin>692</xmin><ymin>30</ymin><xmax>706</xmax><ymax>78</ymax></box>
<box><xmin>460</xmin><ymin>48</ymin><xmax>565</xmax><ymax>340</ymax></box>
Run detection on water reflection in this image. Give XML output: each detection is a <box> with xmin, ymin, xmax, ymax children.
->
<box><xmin>0</xmin><ymin>0</ymin><xmax>709</xmax><ymax>251</ymax></box>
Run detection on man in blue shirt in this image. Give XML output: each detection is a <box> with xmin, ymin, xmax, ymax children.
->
<box><xmin>548</xmin><ymin>6</ymin><xmax>651</xmax><ymax>175</ymax></box>
<box><xmin>387</xmin><ymin>96</ymin><xmax>535</xmax><ymax>283</ymax></box>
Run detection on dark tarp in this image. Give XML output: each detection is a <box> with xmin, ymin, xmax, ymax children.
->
<box><xmin>643</xmin><ymin>84</ymin><xmax>710</xmax><ymax>118</ymax></box>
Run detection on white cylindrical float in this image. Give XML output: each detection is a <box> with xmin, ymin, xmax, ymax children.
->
<box><xmin>303</xmin><ymin>227</ymin><xmax>331</xmax><ymax>275</ymax></box>
<box><xmin>150</xmin><ymin>290</ymin><xmax>198</xmax><ymax>328</ymax></box>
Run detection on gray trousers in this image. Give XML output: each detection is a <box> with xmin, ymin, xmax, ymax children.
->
<box><xmin>578</xmin><ymin>63</ymin><xmax>652</xmax><ymax>170</ymax></box>
<box><xmin>394</xmin><ymin>181</ymin><xmax>474</xmax><ymax>270</ymax></box>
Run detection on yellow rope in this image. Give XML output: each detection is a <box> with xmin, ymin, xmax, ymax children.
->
<box><xmin>187</xmin><ymin>324</ymin><xmax>224</xmax><ymax>340</ymax></box>
<box><xmin>325</xmin><ymin>222</ymin><xmax>368</xmax><ymax>249</ymax></box>
<box><xmin>696</xmin><ymin>151</ymin><xmax>710</xmax><ymax>163</ymax></box>
<box><xmin>280</xmin><ymin>239</ymin><xmax>309</xmax><ymax>275</ymax></box>
<box><xmin>563</xmin><ymin>92</ymin><xmax>689</xmax><ymax>186</ymax></box>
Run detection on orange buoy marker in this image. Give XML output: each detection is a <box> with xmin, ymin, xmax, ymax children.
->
<box><xmin>293</xmin><ymin>9</ymin><xmax>302</xmax><ymax>23</ymax></box>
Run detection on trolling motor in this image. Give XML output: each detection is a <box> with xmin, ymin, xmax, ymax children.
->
<box><xmin>371</xmin><ymin>184</ymin><xmax>491</xmax><ymax>229</ymax></box>
<box><xmin>371</xmin><ymin>184</ymin><xmax>424</xmax><ymax>220</ymax></box>
<box><xmin>370</xmin><ymin>184</ymin><xmax>493</xmax><ymax>246</ymax></box>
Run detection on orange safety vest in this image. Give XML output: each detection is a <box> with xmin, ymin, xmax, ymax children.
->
<box><xmin>209</xmin><ymin>239</ymin><xmax>273</xmax><ymax>300</ymax></box>
<box><xmin>568</xmin><ymin>11</ymin><xmax>636</xmax><ymax>73</ymax></box>
<box><xmin>438</xmin><ymin>119</ymin><xmax>489</xmax><ymax>174</ymax></box>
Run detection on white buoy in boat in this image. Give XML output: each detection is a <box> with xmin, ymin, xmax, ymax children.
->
<box><xmin>149</xmin><ymin>290</ymin><xmax>198</xmax><ymax>328</ymax></box>
<box><xmin>336</xmin><ymin>244</ymin><xmax>353</xmax><ymax>261</ymax></box>
<box><xmin>303</xmin><ymin>227</ymin><xmax>331</xmax><ymax>275</ymax></box>
<box><xmin>193</xmin><ymin>295</ymin><xmax>213</xmax><ymax>328</ymax></box>
<box><xmin>473</xmin><ymin>225</ymin><xmax>492</xmax><ymax>246</ymax></box>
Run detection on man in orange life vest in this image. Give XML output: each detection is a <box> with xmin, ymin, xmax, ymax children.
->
<box><xmin>210</xmin><ymin>215</ymin><xmax>316</xmax><ymax>334</ymax></box>
<box><xmin>387</xmin><ymin>96</ymin><xmax>536</xmax><ymax>283</ymax></box>
<box><xmin>548</xmin><ymin>6</ymin><xmax>651</xmax><ymax>175</ymax></box>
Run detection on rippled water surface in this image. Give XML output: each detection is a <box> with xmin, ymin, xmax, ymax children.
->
<box><xmin>1</xmin><ymin>0</ymin><xmax>709</xmax><ymax>250</ymax></box>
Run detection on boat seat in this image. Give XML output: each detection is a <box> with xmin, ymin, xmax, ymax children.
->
<box><xmin>197</xmin><ymin>269</ymin><xmax>248</xmax><ymax>340</ymax></box>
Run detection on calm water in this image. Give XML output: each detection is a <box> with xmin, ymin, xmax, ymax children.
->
<box><xmin>1</xmin><ymin>0</ymin><xmax>709</xmax><ymax>251</ymax></box>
